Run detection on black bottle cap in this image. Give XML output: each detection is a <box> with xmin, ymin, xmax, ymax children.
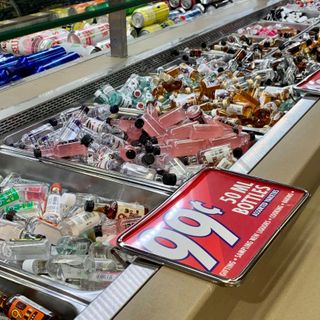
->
<box><xmin>94</xmin><ymin>225</ymin><xmax>103</xmax><ymax>238</ymax></box>
<box><xmin>180</xmin><ymin>156</ymin><xmax>189</xmax><ymax>165</ymax></box>
<box><xmin>110</xmin><ymin>105</ymin><xmax>119</xmax><ymax>114</ymax></box>
<box><xmin>263</xmin><ymin>41</ymin><xmax>271</xmax><ymax>48</ymax></box>
<box><xmin>48</xmin><ymin>118</ymin><xmax>58</xmax><ymax>127</ymax></box>
<box><xmin>201</xmin><ymin>42</ymin><xmax>207</xmax><ymax>49</ymax></box>
<box><xmin>153</xmin><ymin>146</ymin><xmax>161</xmax><ymax>155</ymax></box>
<box><xmin>217</xmin><ymin>67</ymin><xmax>224</xmax><ymax>73</ymax></box>
<box><xmin>182</xmin><ymin>54</ymin><xmax>189</xmax><ymax>62</ymax></box>
<box><xmin>283</xmin><ymin>33</ymin><xmax>290</xmax><ymax>39</ymax></box>
<box><xmin>249</xmin><ymin>132</ymin><xmax>256</xmax><ymax>141</ymax></box>
<box><xmin>139</xmin><ymin>131</ymin><xmax>150</xmax><ymax>145</ymax></box>
<box><xmin>80</xmin><ymin>105</ymin><xmax>90</xmax><ymax>114</ymax></box>
<box><xmin>84</xmin><ymin>200</ymin><xmax>95</xmax><ymax>212</ymax></box>
<box><xmin>81</xmin><ymin>134</ymin><xmax>94</xmax><ymax>147</ymax></box>
<box><xmin>156</xmin><ymin>169</ymin><xmax>166</xmax><ymax>176</ymax></box>
<box><xmin>150</xmin><ymin>136</ymin><xmax>158</xmax><ymax>144</ymax></box>
<box><xmin>220</xmin><ymin>39</ymin><xmax>227</xmax><ymax>46</ymax></box>
<box><xmin>306</xmin><ymin>39</ymin><xmax>313</xmax><ymax>47</ymax></box>
<box><xmin>142</xmin><ymin>153</ymin><xmax>155</xmax><ymax>165</ymax></box>
<box><xmin>106</xmin><ymin>117</ymin><xmax>112</xmax><ymax>125</ymax></box>
<box><xmin>233</xmin><ymin>147</ymin><xmax>243</xmax><ymax>159</ymax></box>
<box><xmin>162</xmin><ymin>173</ymin><xmax>177</xmax><ymax>186</ymax></box>
<box><xmin>5</xmin><ymin>209</ymin><xmax>16</xmax><ymax>222</ymax></box>
<box><xmin>33</xmin><ymin>148</ymin><xmax>42</xmax><ymax>158</ymax></box>
<box><xmin>171</xmin><ymin>49</ymin><xmax>180</xmax><ymax>56</ymax></box>
<box><xmin>265</xmin><ymin>79</ymin><xmax>272</xmax><ymax>86</ymax></box>
<box><xmin>135</xmin><ymin>118</ymin><xmax>144</xmax><ymax>129</ymax></box>
<box><xmin>126</xmin><ymin>149</ymin><xmax>136</xmax><ymax>160</ymax></box>
<box><xmin>145</xmin><ymin>141</ymin><xmax>154</xmax><ymax>153</ymax></box>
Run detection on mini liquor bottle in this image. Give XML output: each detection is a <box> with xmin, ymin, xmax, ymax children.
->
<box><xmin>59</xmin><ymin>210</ymin><xmax>103</xmax><ymax>237</ymax></box>
<box><xmin>0</xmin><ymin>239</ymin><xmax>50</xmax><ymax>261</ymax></box>
<box><xmin>42</xmin><ymin>183</ymin><xmax>62</xmax><ymax>225</ymax></box>
<box><xmin>0</xmin><ymin>291</ymin><xmax>57</xmax><ymax>320</ymax></box>
<box><xmin>56</xmin><ymin>236</ymin><xmax>92</xmax><ymax>255</ymax></box>
<box><xmin>84</xmin><ymin>199</ymin><xmax>148</xmax><ymax>220</ymax></box>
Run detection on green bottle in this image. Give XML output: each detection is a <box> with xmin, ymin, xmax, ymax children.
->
<box><xmin>5</xmin><ymin>201</ymin><xmax>37</xmax><ymax>213</ymax></box>
<box><xmin>0</xmin><ymin>188</ymin><xmax>20</xmax><ymax>208</ymax></box>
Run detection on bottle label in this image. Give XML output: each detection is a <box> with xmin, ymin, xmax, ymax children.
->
<box><xmin>226</xmin><ymin>104</ymin><xmax>244</xmax><ymax>116</ymax></box>
<box><xmin>8</xmin><ymin>296</ymin><xmax>52</xmax><ymax>320</ymax></box>
<box><xmin>116</xmin><ymin>202</ymin><xmax>145</xmax><ymax>220</ymax></box>
<box><xmin>68</xmin><ymin>211</ymin><xmax>101</xmax><ymax>235</ymax></box>
<box><xmin>5</xmin><ymin>201</ymin><xmax>35</xmax><ymax>213</ymax></box>
<box><xmin>61</xmin><ymin>264</ymin><xmax>85</xmax><ymax>280</ymax></box>
<box><xmin>45</xmin><ymin>194</ymin><xmax>61</xmax><ymax>216</ymax></box>
<box><xmin>202</xmin><ymin>145</ymin><xmax>231</xmax><ymax>164</ymax></box>
<box><xmin>91</xmin><ymin>271</ymin><xmax>120</xmax><ymax>282</ymax></box>
<box><xmin>85</xmin><ymin>118</ymin><xmax>104</xmax><ymax>133</ymax></box>
<box><xmin>0</xmin><ymin>188</ymin><xmax>20</xmax><ymax>208</ymax></box>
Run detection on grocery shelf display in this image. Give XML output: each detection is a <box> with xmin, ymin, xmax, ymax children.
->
<box><xmin>0</xmin><ymin>0</ymin><xmax>237</xmax><ymax>88</ymax></box>
<box><xmin>0</xmin><ymin>0</ymin><xmax>320</xmax><ymax>319</ymax></box>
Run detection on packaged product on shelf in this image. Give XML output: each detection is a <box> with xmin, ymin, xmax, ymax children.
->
<box><xmin>131</xmin><ymin>2</ymin><xmax>170</xmax><ymax>28</ymax></box>
<box><xmin>0</xmin><ymin>174</ymin><xmax>148</xmax><ymax>290</ymax></box>
<box><xmin>0</xmin><ymin>291</ymin><xmax>56</xmax><ymax>320</ymax></box>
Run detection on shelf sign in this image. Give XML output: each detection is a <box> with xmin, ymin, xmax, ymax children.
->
<box><xmin>118</xmin><ymin>168</ymin><xmax>309</xmax><ymax>286</ymax></box>
<box><xmin>296</xmin><ymin>68</ymin><xmax>320</xmax><ymax>95</ymax></box>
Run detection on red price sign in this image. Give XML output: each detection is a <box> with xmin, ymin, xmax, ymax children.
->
<box><xmin>118</xmin><ymin>169</ymin><xmax>308</xmax><ymax>286</ymax></box>
<box><xmin>296</xmin><ymin>69</ymin><xmax>320</xmax><ymax>95</ymax></box>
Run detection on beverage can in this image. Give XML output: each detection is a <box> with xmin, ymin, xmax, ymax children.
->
<box><xmin>68</xmin><ymin>23</ymin><xmax>110</xmax><ymax>46</ymax></box>
<box><xmin>181</xmin><ymin>0</ymin><xmax>197</xmax><ymax>10</ymax></box>
<box><xmin>140</xmin><ymin>24</ymin><xmax>163</xmax><ymax>36</ymax></box>
<box><xmin>131</xmin><ymin>2</ymin><xmax>169</xmax><ymax>28</ymax></box>
<box><xmin>168</xmin><ymin>0</ymin><xmax>181</xmax><ymax>9</ymax></box>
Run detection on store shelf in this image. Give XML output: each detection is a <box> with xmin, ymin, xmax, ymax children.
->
<box><xmin>0</xmin><ymin>0</ymin><xmax>285</xmax><ymax>116</ymax></box>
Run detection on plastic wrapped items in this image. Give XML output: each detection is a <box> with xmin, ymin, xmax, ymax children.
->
<box><xmin>0</xmin><ymin>174</ymin><xmax>148</xmax><ymax>290</ymax></box>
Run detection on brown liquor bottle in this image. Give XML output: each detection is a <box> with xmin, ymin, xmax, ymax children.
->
<box><xmin>0</xmin><ymin>292</ymin><xmax>57</xmax><ymax>320</ymax></box>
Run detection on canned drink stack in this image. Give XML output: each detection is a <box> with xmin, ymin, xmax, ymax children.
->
<box><xmin>68</xmin><ymin>23</ymin><xmax>110</xmax><ymax>46</ymax></box>
<box><xmin>131</xmin><ymin>2</ymin><xmax>170</xmax><ymax>28</ymax></box>
<box><xmin>168</xmin><ymin>0</ymin><xmax>181</xmax><ymax>9</ymax></box>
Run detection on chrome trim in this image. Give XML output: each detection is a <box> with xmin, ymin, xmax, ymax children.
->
<box><xmin>75</xmin><ymin>262</ymin><xmax>158</xmax><ymax>320</ymax></box>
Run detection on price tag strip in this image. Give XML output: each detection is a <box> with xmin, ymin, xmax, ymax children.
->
<box><xmin>295</xmin><ymin>68</ymin><xmax>320</xmax><ymax>95</ymax></box>
<box><xmin>118</xmin><ymin>168</ymin><xmax>309</xmax><ymax>286</ymax></box>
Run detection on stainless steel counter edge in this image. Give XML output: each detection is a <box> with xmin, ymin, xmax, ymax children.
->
<box><xmin>75</xmin><ymin>262</ymin><xmax>159</xmax><ymax>320</ymax></box>
<box><xmin>0</xmin><ymin>267</ymin><xmax>87</xmax><ymax>314</ymax></box>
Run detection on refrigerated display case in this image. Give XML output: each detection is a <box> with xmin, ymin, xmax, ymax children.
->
<box><xmin>0</xmin><ymin>0</ymin><xmax>320</xmax><ymax>319</ymax></box>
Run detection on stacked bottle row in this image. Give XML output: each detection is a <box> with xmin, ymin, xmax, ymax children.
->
<box><xmin>0</xmin><ymin>173</ymin><xmax>148</xmax><ymax>291</ymax></box>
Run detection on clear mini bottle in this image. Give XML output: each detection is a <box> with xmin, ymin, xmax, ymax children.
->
<box><xmin>0</xmin><ymin>238</ymin><xmax>50</xmax><ymax>261</ymax></box>
<box><xmin>59</xmin><ymin>210</ymin><xmax>104</xmax><ymax>237</ymax></box>
<box><xmin>42</xmin><ymin>183</ymin><xmax>62</xmax><ymax>225</ymax></box>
